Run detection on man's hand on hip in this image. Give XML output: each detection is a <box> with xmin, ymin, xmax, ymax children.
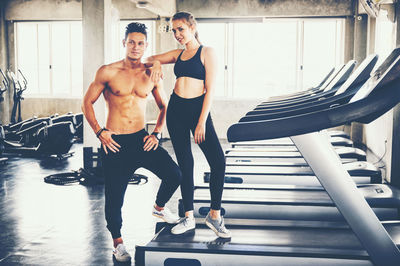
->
<box><xmin>143</xmin><ymin>134</ymin><xmax>159</xmax><ymax>151</ymax></box>
<box><xmin>99</xmin><ymin>130</ymin><xmax>121</xmax><ymax>154</ymax></box>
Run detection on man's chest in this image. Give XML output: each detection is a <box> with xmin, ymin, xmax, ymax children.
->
<box><xmin>108</xmin><ymin>71</ymin><xmax>154</xmax><ymax>98</ymax></box>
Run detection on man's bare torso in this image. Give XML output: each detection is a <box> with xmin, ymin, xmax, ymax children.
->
<box><xmin>103</xmin><ymin>60</ymin><xmax>154</xmax><ymax>134</ymax></box>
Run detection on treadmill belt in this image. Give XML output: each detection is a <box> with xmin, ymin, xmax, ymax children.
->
<box><xmin>190</xmin><ymin>185</ymin><xmax>400</xmax><ymax>221</ymax></box>
<box><xmin>194</xmin><ymin>185</ymin><xmax>400</xmax><ymax>206</ymax></box>
<box><xmin>206</xmin><ymin>174</ymin><xmax>372</xmax><ymax>186</ymax></box>
<box><xmin>136</xmin><ymin>221</ymin><xmax>400</xmax><ymax>265</ymax></box>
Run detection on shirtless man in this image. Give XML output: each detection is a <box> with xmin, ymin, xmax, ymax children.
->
<box><xmin>82</xmin><ymin>22</ymin><xmax>182</xmax><ymax>263</ymax></box>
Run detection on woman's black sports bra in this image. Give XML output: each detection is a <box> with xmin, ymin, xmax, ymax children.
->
<box><xmin>174</xmin><ymin>45</ymin><xmax>205</xmax><ymax>81</ymax></box>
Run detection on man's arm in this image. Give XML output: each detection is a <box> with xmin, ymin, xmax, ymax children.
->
<box><xmin>151</xmin><ymin>79</ymin><xmax>167</xmax><ymax>133</ymax></box>
<box><xmin>143</xmin><ymin>49</ymin><xmax>182</xmax><ymax>83</ymax></box>
<box><xmin>143</xmin><ymin>49</ymin><xmax>181</xmax><ymax>66</ymax></box>
<box><xmin>82</xmin><ymin>66</ymin><xmax>107</xmax><ymax>134</ymax></box>
<box><xmin>81</xmin><ymin>65</ymin><xmax>120</xmax><ymax>153</ymax></box>
<box><xmin>143</xmin><ymin>80</ymin><xmax>167</xmax><ymax>151</ymax></box>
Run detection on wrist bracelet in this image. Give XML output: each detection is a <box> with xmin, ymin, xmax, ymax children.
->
<box><xmin>96</xmin><ymin>127</ymin><xmax>109</xmax><ymax>138</ymax></box>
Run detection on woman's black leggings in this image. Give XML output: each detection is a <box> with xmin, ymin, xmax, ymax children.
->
<box><xmin>167</xmin><ymin>92</ymin><xmax>225</xmax><ymax>212</ymax></box>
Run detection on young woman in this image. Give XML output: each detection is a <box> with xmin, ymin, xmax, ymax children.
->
<box><xmin>147</xmin><ymin>11</ymin><xmax>230</xmax><ymax>238</ymax></box>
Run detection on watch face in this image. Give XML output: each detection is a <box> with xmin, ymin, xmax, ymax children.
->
<box><xmin>153</xmin><ymin>132</ymin><xmax>161</xmax><ymax>140</ymax></box>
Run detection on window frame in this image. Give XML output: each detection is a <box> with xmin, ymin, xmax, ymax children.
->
<box><xmin>15</xmin><ymin>20</ymin><xmax>83</xmax><ymax>99</ymax></box>
<box><xmin>197</xmin><ymin>17</ymin><xmax>345</xmax><ymax>99</ymax></box>
<box><xmin>14</xmin><ymin>20</ymin><xmax>156</xmax><ymax>99</ymax></box>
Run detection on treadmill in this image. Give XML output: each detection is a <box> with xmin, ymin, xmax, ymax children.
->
<box><xmin>263</xmin><ymin>65</ymin><xmax>344</xmax><ymax>103</ymax></box>
<box><xmin>246</xmin><ymin>55</ymin><xmax>378</xmax><ymax>119</ymax></box>
<box><xmin>226</xmin><ymin>55</ymin><xmax>378</xmax><ymax>164</ymax></box>
<box><xmin>267</xmin><ymin>67</ymin><xmax>335</xmax><ymax>101</ymax></box>
<box><xmin>258</xmin><ymin>64</ymin><xmax>346</xmax><ymax>104</ymax></box>
<box><xmin>257</xmin><ymin>60</ymin><xmax>355</xmax><ymax>108</ymax></box>
<box><xmin>187</xmin><ymin>183</ymin><xmax>400</xmax><ymax>222</ymax></box>
<box><xmin>225</xmin><ymin>146</ymin><xmax>366</xmax><ymax>161</ymax></box>
<box><xmin>135</xmin><ymin>48</ymin><xmax>400</xmax><ymax>266</ymax></box>
<box><xmin>253</xmin><ymin>64</ymin><xmax>355</xmax><ymax>153</ymax></box>
<box><xmin>230</xmin><ymin>135</ymin><xmax>352</xmax><ymax>148</ymax></box>
<box><xmin>236</xmin><ymin>62</ymin><xmax>371</xmax><ymax>150</ymax></box>
<box><xmin>203</xmin><ymin>161</ymin><xmax>381</xmax><ymax>186</ymax></box>
<box><xmin>224</xmin><ymin>146</ymin><xmax>366</xmax><ymax>164</ymax></box>
<box><xmin>231</xmin><ymin>135</ymin><xmax>353</xmax><ymax>148</ymax></box>
<box><xmin>243</xmin><ymin>64</ymin><xmax>354</xmax><ymax>145</ymax></box>
<box><xmin>207</xmin><ymin>55</ymin><xmax>385</xmax><ymax>185</ymax></box>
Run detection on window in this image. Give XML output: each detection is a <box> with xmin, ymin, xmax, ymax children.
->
<box><xmin>375</xmin><ymin>10</ymin><xmax>395</xmax><ymax>64</ymax></box>
<box><xmin>16</xmin><ymin>20</ymin><xmax>155</xmax><ymax>98</ymax></box>
<box><xmin>233</xmin><ymin>21</ymin><xmax>298</xmax><ymax>98</ymax></box>
<box><xmin>197</xmin><ymin>23</ymin><xmax>226</xmax><ymax>97</ymax></box>
<box><xmin>302</xmin><ymin>19</ymin><xmax>343</xmax><ymax>90</ymax></box>
<box><xmin>197</xmin><ymin>18</ymin><xmax>344</xmax><ymax>99</ymax></box>
<box><xmin>16</xmin><ymin>21</ymin><xmax>82</xmax><ymax>97</ymax></box>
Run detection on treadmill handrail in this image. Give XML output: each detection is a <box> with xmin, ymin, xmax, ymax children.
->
<box><xmin>259</xmin><ymin>62</ymin><xmax>354</xmax><ymax>106</ymax></box>
<box><xmin>253</xmin><ymin>54</ymin><xmax>378</xmax><ymax>114</ymax></box>
<box><xmin>264</xmin><ymin>65</ymin><xmax>345</xmax><ymax>104</ymax></box>
<box><xmin>228</xmin><ymin>53</ymin><xmax>400</xmax><ymax>142</ymax></box>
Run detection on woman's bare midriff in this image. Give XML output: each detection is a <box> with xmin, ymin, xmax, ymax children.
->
<box><xmin>174</xmin><ymin>77</ymin><xmax>205</xmax><ymax>98</ymax></box>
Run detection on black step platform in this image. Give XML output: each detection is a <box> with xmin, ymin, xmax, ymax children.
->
<box><xmin>136</xmin><ymin>220</ymin><xmax>400</xmax><ymax>266</ymax></box>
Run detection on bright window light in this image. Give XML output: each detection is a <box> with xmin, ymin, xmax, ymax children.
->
<box><xmin>375</xmin><ymin>10</ymin><xmax>395</xmax><ymax>64</ymax></box>
<box><xmin>197</xmin><ymin>23</ymin><xmax>226</xmax><ymax>97</ymax></box>
<box><xmin>198</xmin><ymin>18</ymin><xmax>344</xmax><ymax>99</ymax></box>
<box><xmin>302</xmin><ymin>19</ymin><xmax>343</xmax><ymax>90</ymax></box>
<box><xmin>16</xmin><ymin>21</ymin><xmax>83</xmax><ymax>98</ymax></box>
<box><xmin>233</xmin><ymin>21</ymin><xmax>298</xmax><ymax>99</ymax></box>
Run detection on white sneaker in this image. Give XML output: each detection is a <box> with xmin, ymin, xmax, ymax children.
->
<box><xmin>152</xmin><ymin>206</ymin><xmax>180</xmax><ymax>224</ymax></box>
<box><xmin>205</xmin><ymin>212</ymin><xmax>231</xmax><ymax>238</ymax></box>
<box><xmin>113</xmin><ymin>243</ymin><xmax>131</xmax><ymax>262</ymax></box>
<box><xmin>171</xmin><ymin>217</ymin><xmax>195</xmax><ymax>234</ymax></box>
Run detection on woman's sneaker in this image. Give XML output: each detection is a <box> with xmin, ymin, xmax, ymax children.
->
<box><xmin>113</xmin><ymin>243</ymin><xmax>131</xmax><ymax>262</ymax></box>
<box><xmin>205</xmin><ymin>213</ymin><xmax>231</xmax><ymax>238</ymax></box>
<box><xmin>171</xmin><ymin>217</ymin><xmax>195</xmax><ymax>234</ymax></box>
<box><xmin>152</xmin><ymin>206</ymin><xmax>180</xmax><ymax>224</ymax></box>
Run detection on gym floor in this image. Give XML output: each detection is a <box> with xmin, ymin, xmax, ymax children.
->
<box><xmin>0</xmin><ymin>139</ymin><xmax>229</xmax><ymax>265</ymax></box>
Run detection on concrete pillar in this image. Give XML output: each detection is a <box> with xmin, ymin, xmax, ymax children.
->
<box><xmin>155</xmin><ymin>18</ymin><xmax>177</xmax><ymax>96</ymax></box>
<box><xmin>0</xmin><ymin>1</ymin><xmax>9</xmax><ymax>125</ymax></box>
<box><xmin>145</xmin><ymin>18</ymin><xmax>177</xmax><ymax>138</ymax></box>
<box><xmin>344</xmin><ymin>17</ymin><xmax>355</xmax><ymax>62</ymax></box>
<box><xmin>82</xmin><ymin>0</ymin><xmax>115</xmax><ymax>149</ymax></box>
<box><xmin>342</xmin><ymin>13</ymin><xmax>356</xmax><ymax>137</ymax></box>
<box><xmin>367</xmin><ymin>16</ymin><xmax>376</xmax><ymax>54</ymax></box>
<box><xmin>353</xmin><ymin>14</ymin><xmax>368</xmax><ymax>65</ymax></box>
<box><xmin>390</xmin><ymin>2</ymin><xmax>400</xmax><ymax>188</ymax></box>
<box><xmin>350</xmin><ymin>4</ymin><xmax>368</xmax><ymax>145</ymax></box>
